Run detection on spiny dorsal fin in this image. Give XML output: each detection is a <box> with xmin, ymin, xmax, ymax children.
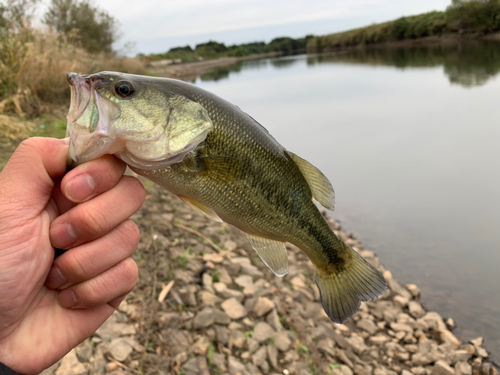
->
<box><xmin>178</xmin><ymin>195</ymin><xmax>223</xmax><ymax>222</ymax></box>
<box><xmin>246</xmin><ymin>235</ymin><xmax>288</xmax><ymax>277</ymax></box>
<box><xmin>289</xmin><ymin>152</ymin><xmax>335</xmax><ymax>210</ymax></box>
<box><xmin>315</xmin><ymin>243</ymin><xmax>387</xmax><ymax>324</ymax></box>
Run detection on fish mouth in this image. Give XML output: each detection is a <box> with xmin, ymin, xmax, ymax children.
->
<box><xmin>66</xmin><ymin>72</ymin><xmax>125</xmax><ymax>167</ymax></box>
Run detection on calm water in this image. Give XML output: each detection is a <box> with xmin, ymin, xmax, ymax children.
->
<box><xmin>194</xmin><ymin>43</ymin><xmax>500</xmax><ymax>356</ymax></box>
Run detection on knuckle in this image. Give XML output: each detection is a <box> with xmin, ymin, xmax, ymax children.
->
<box><xmin>122</xmin><ymin>177</ymin><xmax>146</xmax><ymax>206</ymax></box>
<box><xmin>78</xmin><ymin>206</ymin><xmax>108</xmax><ymax>235</ymax></box>
<box><xmin>62</xmin><ymin>253</ymin><xmax>94</xmax><ymax>281</ymax></box>
<box><xmin>117</xmin><ymin>220</ymin><xmax>141</xmax><ymax>248</ymax></box>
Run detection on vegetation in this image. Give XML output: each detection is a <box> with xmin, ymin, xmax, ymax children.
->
<box><xmin>142</xmin><ymin>35</ymin><xmax>313</xmax><ymax>63</ymax></box>
<box><xmin>0</xmin><ymin>0</ymin><xmax>145</xmax><ymax>122</ymax></box>
<box><xmin>308</xmin><ymin>0</ymin><xmax>500</xmax><ymax>52</ymax></box>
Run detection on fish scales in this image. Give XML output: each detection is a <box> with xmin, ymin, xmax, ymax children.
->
<box><xmin>65</xmin><ymin>71</ymin><xmax>387</xmax><ymax>323</ymax></box>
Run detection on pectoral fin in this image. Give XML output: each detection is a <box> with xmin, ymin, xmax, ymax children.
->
<box><xmin>289</xmin><ymin>152</ymin><xmax>335</xmax><ymax>210</ymax></box>
<box><xmin>246</xmin><ymin>235</ymin><xmax>288</xmax><ymax>277</ymax></box>
<box><xmin>178</xmin><ymin>195</ymin><xmax>223</xmax><ymax>222</ymax></box>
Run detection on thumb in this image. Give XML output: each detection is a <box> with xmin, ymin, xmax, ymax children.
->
<box><xmin>0</xmin><ymin>137</ymin><xmax>69</xmax><ymax>219</ymax></box>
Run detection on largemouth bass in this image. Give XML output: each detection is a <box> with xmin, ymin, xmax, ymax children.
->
<box><xmin>66</xmin><ymin>71</ymin><xmax>386</xmax><ymax>323</ymax></box>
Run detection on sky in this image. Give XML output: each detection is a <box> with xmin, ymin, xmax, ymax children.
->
<box><xmin>40</xmin><ymin>0</ymin><xmax>452</xmax><ymax>55</ymax></box>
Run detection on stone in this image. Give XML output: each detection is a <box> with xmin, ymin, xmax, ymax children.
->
<box><xmin>253</xmin><ymin>297</ymin><xmax>275</xmax><ymax>317</ymax></box>
<box><xmin>75</xmin><ymin>340</ymin><xmax>93</xmax><ymax>362</ymax></box>
<box><xmin>230</xmin><ymin>329</ymin><xmax>246</xmax><ymax>349</ymax></box>
<box><xmin>439</xmin><ymin>330</ymin><xmax>460</xmax><ymax>349</ymax></box>
<box><xmin>228</xmin><ymin>356</ymin><xmax>247</xmax><ymax>375</ymax></box>
<box><xmin>252</xmin><ymin>346</ymin><xmax>267</xmax><ymax>367</ymax></box>
<box><xmin>95</xmin><ymin>313</ymin><xmax>135</xmax><ymax>340</ymax></box>
<box><xmin>422</xmin><ymin>312</ymin><xmax>446</xmax><ymax>331</ymax></box>
<box><xmin>267</xmin><ymin>344</ymin><xmax>279</xmax><ymax>369</ymax></box>
<box><xmin>390</xmin><ymin>322</ymin><xmax>413</xmax><ymax>333</ymax></box>
<box><xmin>455</xmin><ymin>361</ymin><xmax>472</xmax><ymax>375</ymax></box>
<box><xmin>394</xmin><ymin>295</ymin><xmax>409</xmax><ymax>308</ymax></box>
<box><xmin>55</xmin><ymin>349</ymin><xmax>87</xmax><ymax>375</ymax></box>
<box><xmin>275</xmin><ymin>330</ymin><xmax>292</xmax><ymax>352</ymax></box>
<box><xmin>408</xmin><ymin>301</ymin><xmax>426</xmax><ymax>319</ymax></box>
<box><xmin>179</xmin><ymin>287</ymin><xmax>197</xmax><ymax>306</ymax></box>
<box><xmin>247</xmin><ymin>338</ymin><xmax>260</xmax><ymax>353</ymax></box>
<box><xmin>215</xmin><ymin>325</ymin><xmax>229</xmax><ymax>345</ymax></box>
<box><xmin>203</xmin><ymin>253</ymin><xmax>223</xmax><ymax>263</ymax></box>
<box><xmin>221</xmin><ymin>298</ymin><xmax>247</xmax><ymax>319</ymax></box>
<box><xmin>406</xmin><ymin>283</ymin><xmax>421</xmax><ymax>298</ymax></box>
<box><xmin>253</xmin><ymin>322</ymin><xmax>276</xmax><ymax>343</ymax></box>
<box><xmin>317</xmin><ymin>338</ymin><xmax>335</xmax><ymax>357</ymax></box>
<box><xmin>92</xmin><ymin>345</ymin><xmax>107</xmax><ymax>374</ymax></box>
<box><xmin>347</xmin><ymin>334</ymin><xmax>368</xmax><ymax>355</ymax></box>
<box><xmin>235</xmin><ymin>275</ymin><xmax>254</xmax><ymax>288</ymax></box>
<box><xmin>431</xmin><ymin>360</ymin><xmax>454</xmax><ymax>375</ymax></box>
<box><xmin>193</xmin><ymin>337</ymin><xmax>210</xmax><ymax>355</ymax></box>
<box><xmin>357</xmin><ymin>319</ymin><xmax>378</xmax><ymax>335</ymax></box>
<box><xmin>193</xmin><ymin>307</ymin><xmax>215</xmax><ymax>329</ymax></box>
<box><xmin>387</xmin><ymin>278</ymin><xmax>412</xmax><ymax>300</ymax></box>
<box><xmin>452</xmin><ymin>350</ymin><xmax>472</xmax><ymax>364</ymax></box>
<box><xmin>411</xmin><ymin>366</ymin><xmax>427</xmax><ymax>375</ymax></box>
<box><xmin>182</xmin><ymin>357</ymin><xmax>199</xmax><ymax>375</ymax></box>
<box><xmin>474</xmin><ymin>344</ymin><xmax>488</xmax><ymax>358</ymax></box>
<box><xmin>266</xmin><ymin>309</ymin><xmax>283</xmax><ymax>332</ymax></box>
<box><xmin>470</xmin><ymin>337</ymin><xmax>484</xmax><ymax>346</ymax></box>
<box><xmin>199</xmin><ymin>291</ymin><xmax>222</xmax><ymax>306</ymax></box>
<box><xmin>368</xmin><ymin>334</ymin><xmax>389</xmax><ymax>345</ymax></box>
<box><xmin>108</xmin><ymin>338</ymin><xmax>134</xmax><ymax>362</ymax></box>
<box><xmin>211</xmin><ymin>353</ymin><xmax>227</xmax><ymax>372</ymax></box>
<box><xmin>213</xmin><ymin>309</ymin><xmax>231</xmax><ymax>325</ymax></box>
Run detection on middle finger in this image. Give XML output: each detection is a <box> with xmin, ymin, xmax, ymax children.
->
<box><xmin>50</xmin><ymin>176</ymin><xmax>145</xmax><ymax>249</ymax></box>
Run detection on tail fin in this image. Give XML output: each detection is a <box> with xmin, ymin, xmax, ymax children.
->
<box><xmin>315</xmin><ymin>244</ymin><xmax>387</xmax><ymax>324</ymax></box>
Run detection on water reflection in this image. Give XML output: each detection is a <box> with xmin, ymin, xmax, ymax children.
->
<box><xmin>306</xmin><ymin>41</ymin><xmax>500</xmax><ymax>87</ymax></box>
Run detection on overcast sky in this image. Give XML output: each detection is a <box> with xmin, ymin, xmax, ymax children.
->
<box><xmin>41</xmin><ymin>0</ymin><xmax>452</xmax><ymax>55</ymax></box>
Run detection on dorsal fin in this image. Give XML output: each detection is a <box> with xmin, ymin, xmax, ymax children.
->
<box><xmin>178</xmin><ymin>195</ymin><xmax>223</xmax><ymax>222</ymax></box>
<box><xmin>288</xmin><ymin>152</ymin><xmax>335</xmax><ymax>211</ymax></box>
<box><xmin>246</xmin><ymin>234</ymin><xmax>288</xmax><ymax>277</ymax></box>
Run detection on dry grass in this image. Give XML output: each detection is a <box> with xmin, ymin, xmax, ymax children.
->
<box><xmin>0</xmin><ymin>27</ymin><xmax>146</xmax><ymax>118</ymax></box>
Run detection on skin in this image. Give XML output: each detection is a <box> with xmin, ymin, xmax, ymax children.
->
<box><xmin>0</xmin><ymin>137</ymin><xmax>146</xmax><ymax>374</ymax></box>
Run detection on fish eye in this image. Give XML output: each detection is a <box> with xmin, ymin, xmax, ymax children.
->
<box><xmin>115</xmin><ymin>81</ymin><xmax>135</xmax><ymax>98</ymax></box>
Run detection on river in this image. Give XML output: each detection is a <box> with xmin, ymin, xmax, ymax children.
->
<box><xmin>194</xmin><ymin>42</ymin><xmax>500</xmax><ymax>357</ymax></box>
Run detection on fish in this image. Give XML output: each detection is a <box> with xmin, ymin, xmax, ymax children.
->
<box><xmin>65</xmin><ymin>71</ymin><xmax>387</xmax><ymax>324</ymax></box>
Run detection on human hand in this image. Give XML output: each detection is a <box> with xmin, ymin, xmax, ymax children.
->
<box><xmin>0</xmin><ymin>137</ymin><xmax>146</xmax><ymax>374</ymax></box>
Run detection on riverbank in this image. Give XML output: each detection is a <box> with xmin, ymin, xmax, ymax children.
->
<box><xmin>37</xmin><ymin>178</ymin><xmax>498</xmax><ymax>375</ymax></box>
<box><xmin>147</xmin><ymin>52</ymin><xmax>282</xmax><ymax>82</ymax></box>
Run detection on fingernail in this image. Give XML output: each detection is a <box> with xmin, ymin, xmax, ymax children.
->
<box><xmin>46</xmin><ymin>265</ymin><xmax>67</xmax><ymax>289</ymax></box>
<box><xmin>65</xmin><ymin>173</ymin><xmax>96</xmax><ymax>202</ymax></box>
<box><xmin>50</xmin><ymin>223</ymin><xmax>77</xmax><ymax>249</ymax></box>
<box><xmin>59</xmin><ymin>289</ymin><xmax>78</xmax><ymax>308</ymax></box>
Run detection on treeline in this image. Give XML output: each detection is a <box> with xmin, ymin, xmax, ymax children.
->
<box><xmin>142</xmin><ymin>36</ymin><xmax>314</xmax><ymax>63</ymax></box>
<box><xmin>308</xmin><ymin>0</ymin><xmax>500</xmax><ymax>52</ymax></box>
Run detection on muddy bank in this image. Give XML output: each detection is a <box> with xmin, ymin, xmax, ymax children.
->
<box><xmin>148</xmin><ymin>52</ymin><xmax>282</xmax><ymax>82</ymax></box>
<box><xmin>39</xmin><ymin>179</ymin><xmax>499</xmax><ymax>375</ymax></box>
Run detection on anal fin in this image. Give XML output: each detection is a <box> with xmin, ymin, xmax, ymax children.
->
<box><xmin>246</xmin><ymin>235</ymin><xmax>289</xmax><ymax>277</ymax></box>
<box><xmin>178</xmin><ymin>196</ymin><xmax>223</xmax><ymax>222</ymax></box>
<box><xmin>315</xmin><ymin>243</ymin><xmax>387</xmax><ymax>324</ymax></box>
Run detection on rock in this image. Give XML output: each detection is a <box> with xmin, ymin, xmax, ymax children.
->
<box><xmin>253</xmin><ymin>297</ymin><xmax>274</xmax><ymax>317</ymax></box>
<box><xmin>357</xmin><ymin>319</ymin><xmax>378</xmax><ymax>335</ymax></box>
<box><xmin>470</xmin><ymin>337</ymin><xmax>484</xmax><ymax>346</ymax></box>
<box><xmin>422</xmin><ymin>312</ymin><xmax>446</xmax><ymax>331</ymax></box>
<box><xmin>231</xmin><ymin>257</ymin><xmax>263</xmax><ymax>278</ymax></box>
<box><xmin>108</xmin><ymin>338</ymin><xmax>134</xmax><ymax>362</ymax></box>
<box><xmin>368</xmin><ymin>334</ymin><xmax>389</xmax><ymax>345</ymax></box>
<box><xmin>267</xmin><ymin>344</ymin><xmax>279</xmax><ymax>369</ymax></box>
<box><xmin>235</xmin><ymin>275</ymin><xmax>253</xmax><ymax>288</ymax></box>
<box><xmin>266</xmin><ymin>309</ymin><xmax>283</xmax><ymax>332</ymax></box>
<box><xmin>455</xmin><ymin>361</ymin><xmax>472</xmax><ymax>375</ymax></box>
<box><xmin>402</xmin><ymin>371</ymin><xmax>413</xmax><ymax>375</ymax></box>
<box><xmin>193</xmin><ymin>307</ymin><xmax>215</xmax><ymax>329</ymax></box>
<box><xmin>291</xmin><ymin>276</ymin><xmax>306</xmax><ymax>290</ymax></box>
<box><xmin>252</xmin><ymin>346</ymin><xmax>267</xmax><ymax>367</ymax></box>
<box><xmin>247</xmin><ymin>338</ymin><xmax>260</xmax><ymax>353</ymax></box>
<box><xmin>55</xmin><ymin>349</ymin><xmax>87</xmax><ymax>375</ymax></box>
<box><xmin>193</xmin><ymin>336</ymin><xmax>210</xmax><ymax>355</ymax></box>
<box><xmin>431</xmin><ymin>360</ymin><xmax>454</xmax><ymax>375</ymax></box>
<box><xmin>474</xmin><ymin>344</ymin><xmax>488</xmax><ymax>358</ymax></box>
<box><xmin>408</xmin><ymin>301</ymin><xmax>426</xmax><ymax>319</ymax></box>
<box><xmin>394</xmin><ymin>295</ymin><xmax>409</xmax><ymax>308</ymax></box>
<box><xmin>347</xmin><ymin>334</ymin><xmax>368</xmax><ymax>355</ymax></box>
<box><xmin>213</xmin><ymin>308</ymin><xmax>231</xmax><ymax>325</ymax></box>
<box><xmin>317</xmin><ymin>338</ymin><xmax>335</xmax><ymax>357</ymax></box>
<box><xmin>199</xmin><ymin>291</ymin><xmax>222</xmax><ymax>306</ymax></box>
<box><xmin>387</xmin><ymin>278</ymin><xmax>412</xmax><ymax>300</ymax></box>
<box><xmin>452</xmin><ymin>350</ymin><xmax>472</xmax><ymax>364</ymax></box>
<box><xmin>253</xmin><ymin>322</ymin><xmax>276</xmax><ymax>343</ymax></box>
<box><xmin>211</xmin><ymin>353</ymin><xmax>227</xmax><ymax>372</ymax></box>
<box><xmin>203</xmin><ymin>253</ymin><xmax>223</xmax><ymax>263</ymax></box>
<box><xmin>390</xmin><ymin>322</ymin><xmax>413</xmax><ymax>333</ymax></box>
<box><xmin>229</xmin><ymin>329</ymin><xmax>246</xmax><ymax>349</ymax></box>
<box><xmin>228</xmin><ymin>356</ymin><xmax>247</xmax><ymax>375</ymax></box>
<box><xmin>179</xmin><ymin>287</ymin><xmax>197</xmax><ymax>306</ymax></box>
<box><xmin>92</xmin><ymin>345</ymin><xmax>107</xmax><ymax>374</ymax></box>
<box><xmin>412</xmin><ymin>341</ymin><xmax>437</xmax><ymax>366</ymax></box>
<box><xmin>411</xmin><ymin>366</ymin><xmax>427</xmax><ymax>375</ymax></box>
<box><xmin>182</xmin><ymin>357</ymin><xmax>199</xmax><ymax>375</ymax></box>
<box><xmin>94</xmin><ymin>313</ymin><xmax>135</xmax><ymax>340</ymax></box>
<box><xmin>221</xmin><ymin>298</ymin><xmax>247</xmax><ymax>319</ymax></box>
<box><xmin>406</xmin><ymin>284</ymin><xmax>421</xmax><ymax>298</ymax></box>
<box><xmin>439</xmin><ymin>330</ymin><xmax>460</xmax><ymax>349</ymax></box>
<box><xmin>75</xmin><ymin>340</ymin><xmax>93</xmax><ymax>362</ymax></box>
<box><xmin>214</xmin><ymin>325</ymin><xmax>229</xmax><ymax>345</ymax></box>
<box><xmin>275</xmin><ymin>330</ymin><xmax>292</xmax><ymax>352</ymax></box>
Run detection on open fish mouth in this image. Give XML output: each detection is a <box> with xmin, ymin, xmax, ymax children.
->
<box><xmin>66</xmin><ymin>72</ymin><xmax>126</xmax><ymax>166</ymax></box>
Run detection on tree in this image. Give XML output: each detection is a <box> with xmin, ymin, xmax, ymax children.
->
<box><xmin>0</xmin><ymin>0</ymin><xmax>39</xmax><ymax>28</ymax></box>
<box><xmin>43</xmin><ymin>0</ymin><xmax>119</xmax><ymax>53</ymax></box>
